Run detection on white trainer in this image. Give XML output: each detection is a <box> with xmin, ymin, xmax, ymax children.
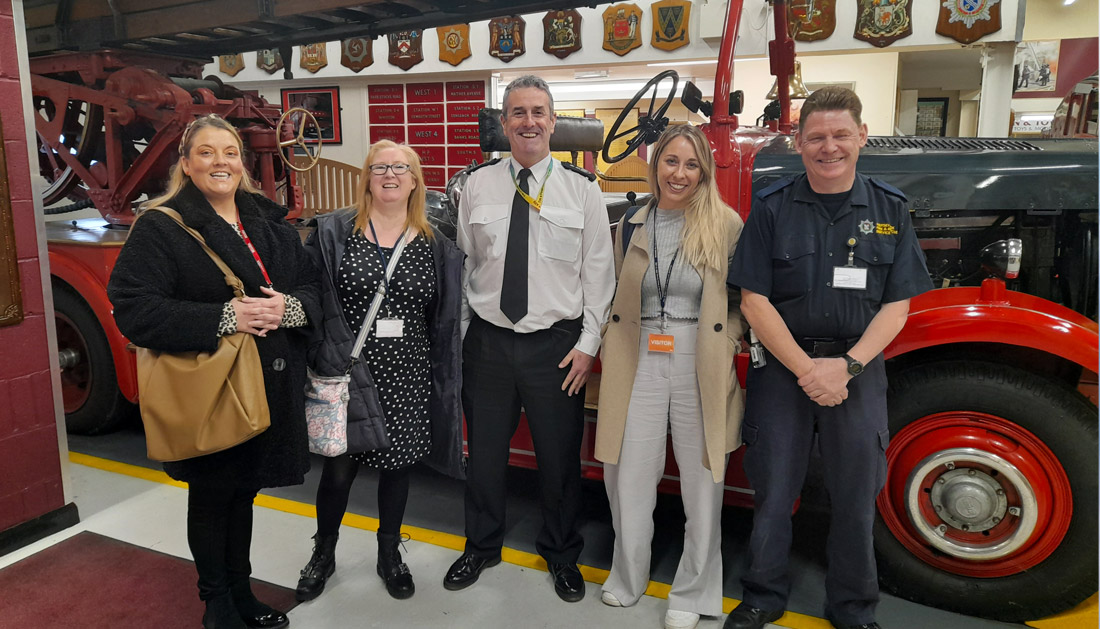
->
<box><xmin>664</xmin><ymin>609</ymin><xmax>700</xmax><ymax>629</ymax></box>
<box><xmin>601</xmin><ymin>591</ymin><xmax>623</xmax><ymax>607</ymax></box>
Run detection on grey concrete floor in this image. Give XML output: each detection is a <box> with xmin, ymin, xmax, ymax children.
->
<box><xmin>55</xmin><ymin>426</ymin><xmax>1023</xmax><ymax>629</ymax></box>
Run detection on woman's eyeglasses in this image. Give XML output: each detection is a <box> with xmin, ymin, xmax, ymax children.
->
<box><xmin>369</xmin><ymin>163</ymin><xmax>411</xmax><ymax>175</ymax></box>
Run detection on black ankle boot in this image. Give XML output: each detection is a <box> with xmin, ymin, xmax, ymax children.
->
<box><xmin>203</xmin><ymin>593</ymin><xmax>247</xmax><ymax>629</ymax></box>
<box><xmin>231</xmin><ymin>586</ymin><xmax>289</xmax><ymax>629</ymax></box>
<box><xmin>296</xmin><ymin>532</ymin><xmax>338</xmax><ymax>602</ymax></box>
<box><xmin>376</xmin><ymin>532</ymin><xmax>414</xmax><ymax>599</ymax></box>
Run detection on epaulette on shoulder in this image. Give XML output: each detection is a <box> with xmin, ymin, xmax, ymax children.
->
<box><xmin>465</xmin><ymin>158</ymin><xmax>501</xmax><ymax>175</ymax></box>
<box><xmin>869</xmin><ymin>177</ymin><xmax>908</xmax><ymax>201</ymax></box>
<box><xmin>562</xmin><ymin>162</ymin><xmax>597</xmax><ymax>182</ymax></box>
<box><xmin>755</xmin><ymin>177</ymin><xmax>795</xmax><ymax>200</ymax></box>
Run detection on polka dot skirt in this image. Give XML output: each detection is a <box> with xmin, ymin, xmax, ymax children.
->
<box><xmin>337</xmin><ymin>233</ymin><xmax>436</xmax><ymax>470</ymax></box>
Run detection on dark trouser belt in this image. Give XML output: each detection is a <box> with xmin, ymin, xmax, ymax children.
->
<box><xmin>794</xmin><ymin>337</ymin><xmax>858</xmax><ymax>358</ymax></box>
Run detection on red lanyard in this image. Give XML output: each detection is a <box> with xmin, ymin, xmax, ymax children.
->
<box><xmin>236</xmin><ymin>218</ymin><xmax>273</xmax><ymax>287</ymax></box>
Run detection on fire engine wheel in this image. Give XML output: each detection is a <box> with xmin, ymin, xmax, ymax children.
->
<box><xmin>53</xmin><ymin>285</ymin><xmax>132</xmax><ymax>435</ymax></box>
<box><xmin>601</xmin><ymin>69</ymin><xmax>678</xmax><ymax>164</ymax></box>
<box><xmin>34</xmin><ymin>97</ymin><xmax>103</xmax><ymax>206</ymax></box>
<box><xmin>876</xmin><ymin>360</ymin><xmax>1097</xmax><ymax>622</ymax></box>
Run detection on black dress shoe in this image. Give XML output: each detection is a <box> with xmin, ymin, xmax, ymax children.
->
<box><xmin>723</xmin><ymin>602</ymin><xmax>783</xmax><ymax>629</ymax></box>
<box><xmin>241</xmin><ymin>611</ymin><xmax>289</xmax><ymax>629</ymax></box>
<box><xmin>548</xmin><ymin>563</ymin><xmax>585</xmax><ymax>603</ymax></box>
<box><xmin>828</xmin><ymin>620</ymin><xmax>881</xmax><ymax>629</ymax></box>
<box><xmin>443</xmin><ymin>552</ymin><xmax>501</xmax><ymax>591</ymax></box>
<box><xmin>233</xmin><ymin>595</ymin><xmax>289</xmax><ymax>629</ymax></box>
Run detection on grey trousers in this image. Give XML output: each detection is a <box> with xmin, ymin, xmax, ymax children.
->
<box><xmin>602</xmin><ymin>321</ymin><xmax>726</xmax><ymax>616</ymax></box>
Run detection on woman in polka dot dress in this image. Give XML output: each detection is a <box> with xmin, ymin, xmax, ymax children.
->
<box><xmin>298</xmin><ymin>141</ymin><xmax>465</xmax><ymax>602</ymax></box>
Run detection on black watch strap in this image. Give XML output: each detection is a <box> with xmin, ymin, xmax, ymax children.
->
<box><xmin>843</xmin><ymin>353</ymin><xmax>864</xmax><ymax>376</ymax></box>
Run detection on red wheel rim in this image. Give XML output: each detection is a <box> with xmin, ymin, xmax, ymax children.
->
<box><xmin>55</xmin><ymin>312</ymin><xmax>92</xmax><ymax>413</ymax></box>
<box><xmin>877</xmin><ymin>412</ymin><xmax>1072</xmax><ymax>578</ymax></box>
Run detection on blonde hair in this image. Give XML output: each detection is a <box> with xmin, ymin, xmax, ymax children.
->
<box><xmin>352</xmin><ymin>140</ymin><xmax>434</xmax><ymax>240</ymax></box>
<box><xmin>646</xmin><ymin>124</ymin><xmax>731</xmax><ymax>271</ymax></box>
<box><xmin>143</xmin><ymin>114</ymin><xmax>260</xmax><ymax>210</ymax></box>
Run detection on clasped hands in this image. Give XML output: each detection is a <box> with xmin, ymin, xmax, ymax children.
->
<box><xmin>232</xmin><ymin>286</ymin><xmax>285</xmax><ymax>337</ymax></box>
<box><xmin>796</xmin><ymin>357</ymin><xmax>851</xmax><ymax>407</ymax></box>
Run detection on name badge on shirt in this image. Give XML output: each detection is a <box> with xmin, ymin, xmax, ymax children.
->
<box><xmin>648</xmin><ymin>333</ymin><xmax>674</xmax><ymax>353</ymax></box>
<box><xmin>832</xmin><ymin>266</ymin><xmax>868</xmax><ymax>290</ymax></box>
<box><xmin>376</xmin><ymin>318</ymin><xmax>404</xmax><ymax>338</ymax></box>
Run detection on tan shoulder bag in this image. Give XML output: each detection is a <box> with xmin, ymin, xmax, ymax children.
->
<box><xmin>136</xmin><ymin>207</ymin><xmax>271</xmax><ymax>462</ymax></box>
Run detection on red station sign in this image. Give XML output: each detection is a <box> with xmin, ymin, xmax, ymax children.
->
<box><xmin>447</xmin><ymin>81</ymin><xmax>486</xmax><ymax>101</ymax></box>
<box><xmin>448</xmin><ymin>145</ymin><xmax>483</xmax><ymax>166</ymax></box>
<box><xmin>421</xmin><ymin>167</ymin><xmax>447</xmax><ymax>188</ymax></box>
<box><xmin>447</xmin><ymin>125</ymin><xmax>480</xmax><ymax>144</ymax></box>
<box><xmin>367</xmin><ymin>84</ymin><xmax>404</xmax><ymax>103</ymax></box>
<box><xmin>407</xmin><ymin>125</ymin><xmax>446</xmax><ymax>145</ymax></box>
<box><xmin>447</xmin><ymin>102</ymin><xmax>482</xmax><ymax>123</ymax></box>
<box><xmin>414</xmin><ymin>146</ymin><xmax>446</xmax><ymax>166</ymax></box>
<box><xmin>408</xmin><ymin>103</ymin><xmax>445</xmax><ymax>124</ymax></box>
<box><xmin>406</xmin><ymin>82</ymin><xmax>445</xmax><ymax>103</ymax></box>
<box><xmin>369</xmin><ymin>105</ymin><xmax>405</xmax><ymax>125</ymax></box>
<box><xmin>370</xmin><ymin>125</ymin><xmax>406</xmax><ymax>143</ymax></box>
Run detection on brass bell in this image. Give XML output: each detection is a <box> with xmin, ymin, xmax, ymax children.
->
<box><xmin>767</xmin><ymin>60</ymin><xmax>811</xmax><ymax>100</ymax></box>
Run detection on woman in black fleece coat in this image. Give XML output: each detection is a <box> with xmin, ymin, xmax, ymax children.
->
<box><xmin>108</xmin><ymin>115</ymin><xmax>320</xmax><ymax>629</ymax></box>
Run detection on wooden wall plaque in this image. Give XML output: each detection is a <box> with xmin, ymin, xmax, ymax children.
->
<box><xmin>0</xmin><ymin>121</ymin><xmax>24</xmax><ymax>327</ymax></box>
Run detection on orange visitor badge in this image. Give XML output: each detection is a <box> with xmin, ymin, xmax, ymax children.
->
<box><xmin>648</xmin><ymin>333</ymin><xmax>674</xmax><ymax>353</ymax></box>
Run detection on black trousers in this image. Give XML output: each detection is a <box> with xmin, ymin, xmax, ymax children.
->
<box><xmin>187</xmin><ymin>483</ymin><xmax>259</xmax><ymax>601</ymax></box>
<box><xmin>739</xmin><ymin>354</ymin><xmax>889</xmax><ymax>626</ymax></box>
<box><xmin>461</xmin><ymin>316</ymin><xmax>586</xmax><ymax>564</ymax></box>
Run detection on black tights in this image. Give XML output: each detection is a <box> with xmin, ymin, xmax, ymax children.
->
<box><xmin>187</xmin><ymin>484</ymin><xmax>259</xmax><ymax>601</ymax></box>
<box><xmin>315</xmin><ymin>453</ymin><xmax>411</xmax><ymax>536</ymax></box>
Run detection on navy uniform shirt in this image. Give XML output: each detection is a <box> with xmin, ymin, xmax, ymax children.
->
<box><xmin>728</xmin><ymin>173</ymin><xmax>932</xmax><ymax>340</ymax></box>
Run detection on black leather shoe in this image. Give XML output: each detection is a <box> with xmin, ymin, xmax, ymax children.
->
<box><xmin>203</xmin><ymin>594</ymin><xmax>247</xmax><ymax>629</ymax></box>
<box><xmin>233</xmin><ymin>593</ymin><xmax>289</xmax><ymax>629</ymax></box>
<box><xmin>443</xmin><ymin>552</ymin><xmax>501</xmax><ymax>591</ymax></box>
<box><xmin>241</xmin><ymin>610</ymin><xmax>289</xmax><ymax>629</ymax></box>
<box><xmin>295</xmin><ymin>533</ymin><xmax>338</xmax><ymax>602</ymax></box>
<box><xmin>723</xmin><ymin>602</ymin><xmax>783</xmax><ymax>629</ymax></box>
<box><xmin>377</xmin><ymin>532</ymin><xmax>415</xmax><ymax>599</ymax></box>
<box><xmin>548</xmin><ymin>563</ymin><xmax>585</xmax><ymax>603</ymax></box>
<box><xmin>828</xmin><ymin>620</ymin><xmax>881</xmax><ymax>629</ymax></box>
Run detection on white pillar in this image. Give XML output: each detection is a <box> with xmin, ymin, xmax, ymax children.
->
<box><xmin>977</xmin><ymin>42</ymin><xmax>1017</xmax><ymax>137</ymax></box>
<box><xmin>958</xmin><ymin>89</ymin><xmax>981</xmax><ymax>137</ymax></box>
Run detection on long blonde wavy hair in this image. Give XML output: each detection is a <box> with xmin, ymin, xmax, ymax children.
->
<box><xmin>143</xmin><ymin>114</ymin><xmax>260</xmax><ymax>211</ymax></box>
<box><xmin>646</xmin><ymin>124</ymin><xmax>731</xmax><ymax>271</ymax></box>
<box><xmin>352</xmin><ymin>140</ymin><xmax>434</xmax><ymax>240</ymax></box>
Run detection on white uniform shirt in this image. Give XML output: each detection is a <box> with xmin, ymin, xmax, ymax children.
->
<box><xmin>457</xmin><ymin>154</ymin><xmax>615</xmax><ymax>357</ymax></box>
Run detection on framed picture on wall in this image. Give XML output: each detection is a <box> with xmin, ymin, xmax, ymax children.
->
<box><xmin>280</xmin><ymin>87</ymin><xmax>342</xmax><ymax>144</ymax></box>
<box><xmin>916</xmin><ymin>98</ymin><xmax>949</xmax><ymax>137</ymax></box>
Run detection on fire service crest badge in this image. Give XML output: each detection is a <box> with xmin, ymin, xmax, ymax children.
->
<box><xmin>936</xmin><ymin>0</ymin><xmax>1001</xmax><ymax>44</ymax></box>
<box><xmin>219</xmin><ymin>54</ymin><xmax>244</xmax><ymax>77</ymax></box>
<box><xmin>543</xmin><ymin>10</ymin><xmax>582</xmax><ymax>59</ymax></box>
<box><xmin>854</xmin><ymin>0</ymin><xmax>912</xmax><ymax>48</ymax></box>
<box><xmin>299</xmin><ymin>43</ymin><xmax>328</xmax><ymax>73</ymax></box>
<box><xmin>489</xmin><ymin>16</ymin><xmax>526</xmax><ymax>63</ymax></box>
<box><xmin>388</xmin><ymin>31</ymin><xmax>424</xmax><ymax>71</ymax></box>
<box><xmin>787</xmin><ymin>0</ymin><xmax>836</xmax><ymax>42</ymax></box>
<box><xmin>438</xmin><ymin>24</ymin><xmax>472</xmax><ymax>66</ymax></box>
<box><xmin>341</xmin><ymin>37</ymin><xmax>373</xmax><ymax>73</ymax></box>
<box><xmin>603</xmin><ymin>3</ymin><xmax>643</xmax><ymax>57</ymax></box>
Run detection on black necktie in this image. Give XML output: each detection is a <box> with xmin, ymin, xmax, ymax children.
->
<box><xmin>501</xmin><ymin>168</ymin><xmax>531</xmax><ymax>323</ymax></box>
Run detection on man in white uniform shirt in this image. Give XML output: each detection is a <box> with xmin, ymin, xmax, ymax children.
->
<box><xmin>445</xmin><ymin>75</ymin><xmax>615</xmax><ymax>602</ymax></box>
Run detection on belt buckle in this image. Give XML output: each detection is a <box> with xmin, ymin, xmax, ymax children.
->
<box><xmin>811</xmin><ymin>340</ymin><xmax>827</xmax><ymax>357</ymax></box>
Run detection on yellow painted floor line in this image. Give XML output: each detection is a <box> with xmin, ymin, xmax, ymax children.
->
<box><xmin>72</xmin><ymin>451</ymin><xmax>1092</xmax><ymax>629</ymax></box>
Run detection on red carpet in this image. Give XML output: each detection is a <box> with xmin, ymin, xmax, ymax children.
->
<box><xmin>0</xmin><ymin>531</ymin><xmax>298</xmax><ymax>629</ymax></box>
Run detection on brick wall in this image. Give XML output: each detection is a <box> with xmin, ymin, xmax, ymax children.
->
<box><xmin>0</xmin><ymin>0</ymin><xmax>66</xmax><ymax>534</ymax></box>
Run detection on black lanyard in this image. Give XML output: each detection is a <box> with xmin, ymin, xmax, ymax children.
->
<box><xmin>650</xmin><ymin>209</ymin><xmax>679</xmax><ymax>324</ymax></box>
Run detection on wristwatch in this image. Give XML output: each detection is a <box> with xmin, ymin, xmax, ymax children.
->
<box><xmin>842</xmin><ymin>353</ymin><xmax>864</xmax><ymax>377</ymax></box>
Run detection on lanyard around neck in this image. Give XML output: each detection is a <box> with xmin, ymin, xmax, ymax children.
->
<box><xmin>649</xmin><ymin>209</ymin><xmax>680</xmax><ymax>322</ymax></box>
<box><xmin>235</xmin><ymin>216</ymin><xmax>272</xmax><ymax>287</ymax></box>
<box><xmin>509</xmin><ymin>160</ymin><xmax>554</xmax><ymax>212</ymax></box>
<box><xmin>368</xmin><ymin>219</ymin><xmax>405</xmax><ymax>303</ymax></box>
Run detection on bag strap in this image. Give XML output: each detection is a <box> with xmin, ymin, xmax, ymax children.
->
<box><xmin>347</xmin><ymin>227</ymin><xmax>413</xmax><ymax>370</ymax></box>
<box><xmin>620</xmin><ymin>205</ymin><xmax>643</xmax><ymax>257</ymax></box>
<box><xmin>144</xmin><ymin>206</ymin><xmax>247</xmax><ymax>300</ymax></box>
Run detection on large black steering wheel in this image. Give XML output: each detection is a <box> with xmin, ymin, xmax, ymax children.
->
<box><xmin>601</xmin><ymin>69</ymin><xmax>679</xmax><ymax>164</ymax></box>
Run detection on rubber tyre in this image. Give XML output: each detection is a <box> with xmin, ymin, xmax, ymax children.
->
<box><xmin>53</xmin><ymin>285</ymin><xmax>132</xmax><ymax>434</ymax></box>
<box><xmin>876</xmin><ymin>360</ymin><xmax>1097</xmax><ymax>622</ymax></box>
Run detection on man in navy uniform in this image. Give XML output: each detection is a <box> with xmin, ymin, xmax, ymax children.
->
<box><xmin>725</xmin><ymin>86</ymin><xmax>932</xmax><ymax>629</ymax></box>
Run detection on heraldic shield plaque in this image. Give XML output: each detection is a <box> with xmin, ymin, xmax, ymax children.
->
<box><xmin>219</xmin><ymin>53</ymin><xmax>244</xmax><ymax>77</ymax></box>
<box><xmin>937</xmin><ymin>0</ymin><xmax>1001</xmax><ymax>44</ymax></box>
<box><xmin>389</xmin><ymin>31</ymin><xmax>424</xmax><ymax>70</ymax></box>
<box><xmin>854</xmin><ymin>0</ymin><xmax>912</xmax><ymax>48</ymax></box>
<box><xmin>300</xmin><ymin>43</ymin><xmax>328</xmax><ymax>73</ymax></box>
<box><xmin>341</xmin><ymin>37</ymin><xmax>373</xmax><ymax>72</ymax></box>
<box><xmin>256</xmin><ymin>49</ymin><xmax>283</xmax><ymax>74</ymax></box>
<box><xmin>543</xmin><ymin>10</ymin><xmax>582</xmax><ymax>59</ymax></box>
<box><xmin>489</xmin><ymin>16</ymin><xmax>526</xmax><ymax>62</ymax></box>
<box><xmin>438</xmin><ymin>24</ymin><xmax>472</xmax><ymax>66</ymax></box>
<box><xmin>603</xmin><ymin>3</ymin><xmax>643</xmax><ymax>57</ymax></box>
<box><xmin>651</xmin><ymin>0</ymin><xmax>691</xmax><ymax>52</ymax></box>
<box><xmin>788</xmin><ymin>0</ymin><xmax>836</xmax><ymax>42</ymax></box>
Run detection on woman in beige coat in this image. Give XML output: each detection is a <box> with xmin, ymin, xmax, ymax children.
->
<box><xmin>595</xmin><ymin>124</ymin><xmax>745</xmax><ymax>629</ymax></box>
